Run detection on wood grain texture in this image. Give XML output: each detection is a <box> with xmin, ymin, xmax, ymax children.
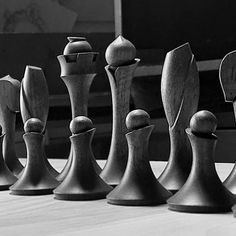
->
<box><xmin>0</xmin><ymin>159</ymin><xmax>234</xmax><ymax>236</ymax></box>
<box><xmin>0</xmin><ymin>75</ymin><xmax>23</xmax><ymax>175</ymax></box>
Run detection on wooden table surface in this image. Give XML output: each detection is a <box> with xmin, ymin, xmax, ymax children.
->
<box><xmin>1</xmin><ymin>159</ymin><xmax>236</xmax><ymax>236</ymax></box>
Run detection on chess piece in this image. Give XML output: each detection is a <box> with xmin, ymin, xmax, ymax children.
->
<box><xmin>10</xmin><ymin>118</ymin><xmax>59</xmax><ymax>195</ymax></box>
<box><xmin>0</xmin><ymin>125</ymin><xmax>17</xmax><ymax>190</ymax></box>
<box><xmin>167</xmin><ymin>111</ymin><xmax>235</xmax><ymax>213</ymax></box>
<box><xmin>54</xmin><ymin>116</ymin><xmax>112</xmax><ymax>200</ymax></box>
<box><xmin>158</xmin><ymin>43</ymin><xmax>199</xmax><ymax>192</ymax></box>
<box><xmin>100</xmin><ymin>36</ymin><xmax>140</xmax><ymax>186</ymax></box>
<box><xmin>20</xmin><ymin>65</ymin><xmax>58</xmax><ymax>178</ymax></box>
<box><xmin>107</xmin><ymin>110</ymin><xmax>172</xmax><ymax>205</ymax></box>
<box><xmin>57</xmin><ymin>37</ymin><xmax>101</xmax><ymax>182</ymax></box>
<box><xmin>0</xmin><ymin>76</ymin><xmax>23</xmax><ymax>176</ymax></box>
<box><xmin>219</xmin><ymin>50</ymin><xmax>236</xmax><ymax>194</ymax></box>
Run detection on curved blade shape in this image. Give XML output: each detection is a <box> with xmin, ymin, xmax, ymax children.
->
<box><xmin>219</xmin><ymin>50</ymin><xmax>236</xmax><ymax>102</ymax></box>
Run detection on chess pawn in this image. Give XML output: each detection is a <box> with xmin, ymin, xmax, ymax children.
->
<box><xmin>54</xmin><ymin>116</ymin><xmax>112</xmax><ymax>200</ymax></box>
<box><xmin>20</xmin><ymin>66</ymin><xmax>58</xmax><ymax>178</ymax></box>
<box><xmin>10</xmin><ymin>118</ymin><xmax>59</xmax><ymax>195</ymax></box>
<box><xmin>0</xmin><ymin>76</ymin><xmax>23</xmax><ymax>175</ymax></box>
<box><xmin>167</xmin><ymin>111</ymin><xmax>235</xmax><ymax>213</ymax></box>
<box><xmin>107</xmin><ymin>110</ymin><xmax>172</xmax><ymax>206</ymax></box>
<box><xmin>100</xmin><ymin>36</ymin><xmax>140</xmax><ymax>186</ymax></box>
<box><xmin>158</xmin><ymin>43</ymin><xmax>199</xmax><ymax>192</ymax></box>
<box><xmin>57</xmin><ymin>37</ymin><xmax>101</xmax><ymax>182</ymax></box>
<box><xmin>0</xmin><ymin>125</ymin><xmax>17</xmax><ymax>190</ymax></box>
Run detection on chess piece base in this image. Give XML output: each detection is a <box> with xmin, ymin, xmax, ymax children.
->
<box><xmin>10</xmin><ymin>189</ymin><xmax>53</xmax><ymax>196</ymax></box>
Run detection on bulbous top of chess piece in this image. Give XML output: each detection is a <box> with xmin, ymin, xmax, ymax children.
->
<box><xmin>190</xmin><ymin>110</ymin><xmax>217</xmax><ymax>134</ymax></box>
<box><xmin>126</xmin><ymin>109</ymin><xmax>150</xmax><ymax>131</ymax></box>
<box><xmin>24</xmin><ymin>118</ymin><xmax>44</xmax><ymax>133</ymax></box>
<box><xmin>63</xmin><ymin>37</ymin><xmax>92</xmax><ymax>55</ymax></box>
<box><xmin>70</xmin><ymin>116</ymin><xmax>93</xmax><ymax>134</ymax></box>
<box><xmin>105</xmin><ymin>35</ymin><xmax>136</xmax><ymax>67</ymax></box>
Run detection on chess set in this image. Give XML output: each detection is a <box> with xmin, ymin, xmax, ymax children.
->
<box><xmin>0</xmin><ymin>35</ymin><xmax>236</xmax><ymax>215</ymax></box>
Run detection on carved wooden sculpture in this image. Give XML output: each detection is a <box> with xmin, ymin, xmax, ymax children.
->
<box><xmin>0</xmin><ymin>75</ymin><xmax>23</xmax><ymax>176</ymax></box>
<box><xmin>100</xmin><ymin>36</ymin><xmax>140</xmax><ymax>186</ymax></box>
<box><xmin>167</xmin><ymin>111</ymin><xmax>235</xmax><ymax>213</ymax></box>
<box><xmin>159</xmin><ymin>43</ymin><xmax>199</xmax><ymax>192</ymax></box>
<box><xmin>57</xmin><ymin>37</ymin><xmax>101</xmax><ymax>182</ymax></box>
<box><xmin>107</xmin><ymin>110</ymin><xmax>172</xmax><ymax>206</ymax></box>
<box><xmin>219</xmin><ymin>50</ymin><xmax>236</xmax><ymax>194</ymax></box>
<box><xmin>20</xmin><ymin>66</ymin><xmax>58</xmax><ymax>177</ymax></box>
<box><xmin>54</xmin><ymin>116</ymin><xmax>112</xmax><ymax>200</ymax></box>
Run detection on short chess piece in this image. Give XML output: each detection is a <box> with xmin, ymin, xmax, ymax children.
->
<box><xmin>20</xmin><ymin>65</ymin><xmax>58</xmax><ymax>178</ymax></box>
<box><xmin>100</xmin><ymin>36</ymin><xmax>140</xmax><ymax>186</ymax></box>
<box><xmin>10</xmin><ymin>118</ymin><xmax>59</xmax><ymax>195</ymax></box>
<box><xmin>0</xmin><ymin>75</ymin><xmax>23</xmax><ymax>176</ymax></box>
<box><xmin>0</xmin><ymin>125</ymin><xmax>17</xmax><ymax>190</ymax></box>
<box><xmin>54</xmin><ymin>116</ymin><xmax>112</xmax><ymax>200</ymax></box>
<box><xmin>219</xmin><ymin>50</ymin><xmax>236</xmax><ymax>194</ymax></box>
<box><xmin>107</xmin><ymin>109</ymin><xmax>172</xmax><ymax>206</ymax></box>
<box><xmin>167</xmin><ymin>110</ymin><xmax>236</xmax><ymax>213</ymax></box>
<box><xmin>158</xmin><ymin>43</ymin><xmax>199</xmax><ymax>192</ymax></box>
<box><xmin>57</xmin><ymin>37</ymin><xmax>101</xmax><ymax>182</ymax></box>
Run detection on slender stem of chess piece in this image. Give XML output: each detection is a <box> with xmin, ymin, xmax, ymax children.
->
<box><xmin>167</xmin><ymin>111</ymin><xmax>236</xmax><ymax>213</ymax></box>
<box><xmin>107</xmin><ymin>109</ymin><xmax>172</xmax><ymax>205</ymax></box>
<box><xmin>57</xmin><ymin>37</ymin><xmax>101</xmax><ymax>182</ymax></box>
<box><xmin>54</xmin><ymin>116</ymin><xmax>112</xmax><ymax>200</ymax></box>
<box><xmin>219</xmin><ymin>51</ymin><xmax>236</xmax><ymax>194</ymax></box>
<box><xmin>0</xmin><ymin>76</ymin><xmax>24</xmax><ymax>176</ymax></box>
<box><xmin>158</xmin><ymin>43</ymin><xmax>200</xmax><ymax>192</ymax></box>
<box><xmin>0</xmin><ymin>125</ymin><xmax>17</xmax><ymax>190</ymax></box>
<box><xmin>100</xmin><ymin>36</ymin><xmax>140</xmax><ymax>186</ymax></box>
<box><xmin>10</xmin><ymin>118</ymin><xmax>59</xmax><ymax>195</ymax></box>
<box><xmin>20</xmin><ymin>66</ymin><xmax>58</xmax><ymax>178</ymax></box>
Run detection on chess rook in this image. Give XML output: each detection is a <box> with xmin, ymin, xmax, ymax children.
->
<box><xmin>158</xmin><ymin>43</ymin><xmax>199</xmax><ymax>192</ymax></box>
<box><xmin>0</xmin><ymin>76</ymin><xmax>23</xmax><ymax>176</ymax></box>
<box><xmin>57</xmin><ymin>37</ymin><xmax>101</xmax><ymax>182</ymax></box>
<box><xmin>167</xmin><ymin>111</ymin><xmax>235</xmax><ymax>213</ymax></box>
<box><xmin>10</xmin><ymin>118</ymin><xmax>59</xmax><ymax>195</ymax></box>
<box><xmin>54</xmin><ymin>116</ymin><xmax>112</xmax><ymax>200</ymax></box>
<box><xmin>100</xmin><ymin>36</ymin><xmax>140</xmax><ymax>186</ymax></box>
<box><xmin>107</xmin><ymin>110</ymin><xmax>172</xmax><ymax>206</ymax></box>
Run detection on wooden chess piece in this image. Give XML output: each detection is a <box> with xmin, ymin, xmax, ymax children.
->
<box><xmin>100</xmin><ymin>36</ymin><xmax>140</xmax><ymax>186</ymax></box>
<box><xmin>107</xmin><ymin>109</ymin><xmax>172</xmax><ymax>206</ymax></box>
<box><xmin>10</xmin><ymin>118</ymin><xmax>59</xmax><ymax>195</ymax></box>
<box><xmin>57</xmin><ymin>37</ymin><xmax>101</xmax><ymax>182</ymax></box>
<box><xmin>20</xmin><ymin>65</ymin><xmax>58</xmax><ymax>178</ymax></box>
<box><xmin>0</xmin><ymin>125</ymin><xmax>17</xmax><ymax>190</ymax></box>
<box><xmin>219</xmin><ymin>50</ymin><xmax>236</xmax><ymax>194</ymax></box>
<box><xmin>158</xmin><ymin>43</ymin><xmax>199</xmax><ymax>192</ymax></box>
<box><xmin>54</xmin><ymin>116</ymin><xmax>112</xmax><ymax>200</ymax></box>
<box><xmin>0</xmin><ymin>76</ymin><xmax>24</xmax><ymax>176</ymax></box>
<box><xmin>167</xmin><ymin>110</ymin><xmax>236</xmax><ymax>213</ymax></box>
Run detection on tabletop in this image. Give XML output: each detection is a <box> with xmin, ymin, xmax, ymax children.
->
<box><xmin>1</xmin><ymin>159</ymin><xmax>236</xmax><ymax>236</ymax></box>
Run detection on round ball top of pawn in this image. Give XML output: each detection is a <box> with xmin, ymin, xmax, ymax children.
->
<box><xmin>126</xmin><ymin>109</ymin><xmax>150</xmax><ymax>131</ymax></box>
<box><xmin>190</xmin><ymin>110</ymin><xmax>217</xmax><ymax>134</ymax></box>
<box><xmin>105</xmin><ymin>35</ymin><xmax>136</xmax><ymax>67</ymax></box>
<box><xmin>24</xmin><ymin>118</ymin><xmax>44</xmax><ymax>133</ymax></box>
<box><xmin>70</xmin><ymin>116</ymin><xmax>93</xmax><ymax>134</ymax></box>
<box><xmin>63</xmin><ymin>37</ymin><xmax>92</xmax><ymax>55</ymax></box>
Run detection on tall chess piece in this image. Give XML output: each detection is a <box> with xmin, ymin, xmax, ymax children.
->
<box><xmin>57</xmin><ymin>37</ymin><xmax>101</xmax><ymax>182</ymax></box>
<box><xmin>158</xmin><ymin>43</ymin><xmax>199</xmax><ymax>192</ymax></box>
<box><xmin>219</xmin><ymin>51</ymin><xmax>236</xmax><ymax>194</ymax></box>
<box><xmin>54</xmin><ymin>116</ymin><xmax>112</xmax><ymax>200</ymax></box>
<box><xmin>167</xmin><ymin>111</ymin><xmax>236</xmax><ymax>213</ymax></box>
<box><xmin>100</xmin><ymin>36</ymin><xmax>140</xmax><ymax>186</ymax></box>
<box><xmin>107</xmin><ymin>110</ymin><xmax>172</xmax><ymax>205</ymax></box>
<box><xmin>10</xmin><ymin>118</ymin><xmax>59</xmax><ymax>195</ymax></box>
<box><xmin>20</xmin><ymin>66</ymin><xmax>58</xmax><ymax>178</ymax></box>
<box><xmin>0</xmin><ymin>76</ymin><xmax>23</xmax><ymax>175</ymax></box>
<box><xmin>0</xmin><ymin>125</ymin><xmax>17</xmax><ymax>190</ymax></box>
